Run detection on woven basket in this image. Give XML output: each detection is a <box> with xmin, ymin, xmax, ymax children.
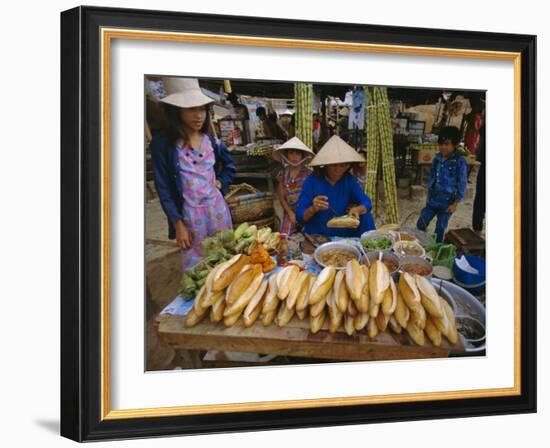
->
<box><xmin>233</xmin><ymin>215</ymin><xmax>275</xmax><ymax>230</ymax></box>
<box><xmin>225</xmin><ymin>183</ymin><xmax>274</xmax><ymax>224</ymax></box>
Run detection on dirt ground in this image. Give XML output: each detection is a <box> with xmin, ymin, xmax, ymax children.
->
<box><xmin>145</xmin><ymin>169</ymin><xmax>484</xmax><ymax>369</ymax></box>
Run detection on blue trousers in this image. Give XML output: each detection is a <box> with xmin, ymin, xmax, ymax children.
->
<box><xmin>417</xmin><ymin>196</ymin><xmax>453</xmax><ymax>243</ymax></box>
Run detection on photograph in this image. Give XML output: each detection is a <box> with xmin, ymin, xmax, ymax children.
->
<box><xmin>145</xmin><ymin>76</ymin><xmax>487</xmax><ymax>371</ymax></box>
<box><xmin>59</xmin><ymin>5</ymin><xmax>537</xmax><ymax>441</ymax></box>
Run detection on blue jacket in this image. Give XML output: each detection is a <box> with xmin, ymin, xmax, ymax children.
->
<box><xmin>296</xmin><ymin>172</ymin><xmax>375</xmax><ymax>237</ymax></box>
<box><xmin>427</xmin><ymin>151</ymin><xmax>468</xmax><ymax>203</ymax></box>
<box><xmin>151</xmin><ymin>133</ymin><xmax>236</xmax><ymax>239</ymax></box>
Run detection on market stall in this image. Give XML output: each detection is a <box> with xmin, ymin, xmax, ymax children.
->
<box><xmin>157</xmin><ymin>222</ymin><xmax>485</xmax><ymax>367</ymax></box>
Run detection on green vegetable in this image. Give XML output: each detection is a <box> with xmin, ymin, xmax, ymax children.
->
<box><xmin>243</xmin><ymin>225</ymin><xmax>257</xmax><ymax>239</ymax></box>
<box><xmin>234</xmin><ymin>222</ymin><xmax>249</xmax><ymax>240</ymax></box>
<box><xmin>180</xmin><ymin>274</ymin><xmax>197</xmax><ymax>300</ymax></box>
<box><xmin>200</xmin><ymin>237</ymin><xmax>224</xmax><ymax>257</ymax></box>
<box><xmin>361</xmin><ymin>236</ymin><xmax>392</xmax><ymax>250</ymax></box>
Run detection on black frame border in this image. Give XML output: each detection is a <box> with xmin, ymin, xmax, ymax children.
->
<box><xmin>60</xmin><ymin>6</ymin><xmax>536</xmax><ymax>442</ymax></box>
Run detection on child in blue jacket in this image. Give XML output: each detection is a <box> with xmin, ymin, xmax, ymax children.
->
<box><xmin>417</xmin><ymin>126</ymin><xmax>467</xmax><ymax>243</ymax></box>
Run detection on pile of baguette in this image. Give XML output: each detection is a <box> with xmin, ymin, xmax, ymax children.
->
<box><xmin>185</xmin><ymin>254</ymin><xmax>458</xmax><ymax>347</ymax></box>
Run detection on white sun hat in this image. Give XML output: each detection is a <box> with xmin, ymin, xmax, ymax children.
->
<box><xmin>309</xmin><ymin>135</ymin><xmax>365</xmax><ymax>166</ymax></box>
<box><xmin>159</xmin><ymin>77</ymin><xmax>215</xmax><ymax>108</ymax></box>
<box><xmin>272</xmin><ymin>136</ymin><xmax>315</xmax><ymax>162</ymax></box>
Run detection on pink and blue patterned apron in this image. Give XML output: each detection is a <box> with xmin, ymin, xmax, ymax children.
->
<box><xmin>177</xmin><ymin>134</ymin><xmax>233</xmax><ymax>271</ymax></box>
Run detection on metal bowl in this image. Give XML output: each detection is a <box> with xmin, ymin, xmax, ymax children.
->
<box><xmin>398</xmin><ymin>255</ymin><xmax>433</xmax><ymax>277</ymax></box>
<box><xmin>313</xmin><ymin>241</ymin><xmax>361</xmax><ymax>270</ymax></box>
<box><xmin>434</xmin><ymin>280</ymin><xmax>486</xmax><ymax>354</ymax></box>
<box><xmin>455</xmin><ymin>315</ymin><xmax>486</xmax><ymax>345</ymax></box>
<box><xmin>363</xmin><ymin>250</ymin><xmax>401</xmax><ymax>275</ymax></box>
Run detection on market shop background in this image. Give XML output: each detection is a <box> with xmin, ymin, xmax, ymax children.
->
<box><xmin>1</xmin><ymin>0</ymin><xmax>545</xmax><ymax>447</ymax></box>
<box><xmin>145</xmin><ymin>78</ymin><xmax>485</xmax><ymax>370</ymax></box>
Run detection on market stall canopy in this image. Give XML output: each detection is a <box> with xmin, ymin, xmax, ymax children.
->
<box><xmin>309</xmin><ymin>135</ymin><xmax>365</xmax><ymax>166</ymax></box>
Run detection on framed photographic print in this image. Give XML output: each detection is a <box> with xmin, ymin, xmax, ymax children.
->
<box><xmin>60</xmin><ymin>5</ymin><xmax>537</xmax><ymax>442</ymax></box>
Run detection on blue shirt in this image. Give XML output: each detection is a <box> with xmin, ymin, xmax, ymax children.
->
<box><xmin>296</xmin><ymin>173</ymin><xmax>375</xmax><ymax>237</ymax></box>
<box><xmin>428</xmin><ymin>151</ymin><xmax>468</xmax><ymax>202</ymax></box>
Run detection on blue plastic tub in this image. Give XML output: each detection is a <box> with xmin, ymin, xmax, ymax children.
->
<box><xmin>453</xmin><ymin>277</ymin><xmax>486</xmax><ymax>296</ymax></box>
<box><xmin>453</xmin><ymin>254</ymin><xmax>486</xmax><ymax>285</ymax></box>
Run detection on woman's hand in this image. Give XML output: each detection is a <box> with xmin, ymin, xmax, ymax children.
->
<box><xmin>446</xmin><ymin>202</ymin><xmax>458</xmax><ymax>214</ymax></box>
<box><xmin>175</xmin><ymin>220</ymin><xmax>192</xmax><ymax>250</ymax></box>
<box><xmin>215</xmin><ymin>180</ymin><xmax>222</xmax><ymax>190</ymax></box>
<box><xmin>348</xmin><ymin>205</ymin><xmax>366</xmax><ymax>219</ymax></box>
<box><xmin>312</xmin><ymin>195</ymin><xmax>329</xmax><ymax>213</ymax></box>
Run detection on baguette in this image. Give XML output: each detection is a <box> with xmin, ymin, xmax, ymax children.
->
<box><xmin>354</xmin><ymin>312</ymin><xmax>369</xmax><ymax>331</ymax></box>
<box><xmin>261</xmin><ymin>305</ymin><xmax>278</xmax><ymax>326</ymax></box>
<box><xmin>395</xmin><ymin>289</ymin><xmax>410</xmax><ymax>328</ymax></box>
<box><xmin>296</xmin><ymin>274</ymin><xmax>314</xmax><ymax>311</ymax></box>
<box><xmin>345</xmin><ymin>259</ymin><xmax>363</xmax><ymax>302</ymax></box>
<box><xmin>398</xmin><ymin>272</ymin><xmax>421</xmax><ymax>312</ymax></box>
<box><xmin>344</xmin><ymin>314</ymin><xmax>355</xmax><ymax>336</ymax></box>
<box><xmin>193</xmin><ymin>284</ymin><xmax>208</xmax><ymax>314</ymax></box>
<box><xmin>276</xmin><ymin>301</ymin><xmax>295</xmax><ymax>327</ymax></box>
<box><xmin>333</xmin><ymin>270</ymin><xmax>349</xmax><ymax>313</ymax></box>
<box><xmin>185</xmin><ymin>309</ymin><xmax>206</xmax><ymax>328</ymax></box>
<box><xmin>223</xmin><ymin>310</ymin><xmax>242</xmax><ymax>327</ymax></box>
<box><xmin>309</xmin><ymin>266</ymin><xmax>336</xmax><ymax>305</ymax></box>
<box><xmin>310</xmin><ymin>308</ymin><xmax>326</xmax><ymax>334</ymax></box>
<box><xmin>262</xmin><ymin>274</ymin><xmax>279</xmax><ymax>314</ymax></box>
<box><xmin>367</xmin><ymin>317</ymin><xmax>379</xmax><ymax>339</ymax></box>
<box><xmin>346</xmin><ymin>297</ymin><xmax>358</xmax><ymax>317</ymax></box>
<box><xmin>369</xmin><ymin>260</ymin><xmax>390</xmax><ymax>305</ymax></box>
<box><xmin>441</xmin><ymin>298</ymin><xmax>459</xmax><ymax>344</ymax></box>
<box><xmin>225</xmin><ymin>264</ymin><xmax>262</xmax><ymax>304</ymax></box>
<box><xmin>296</xmin><ymin>308</ymin><xmax>308</xmax><ymax>320</ymax></box>
<box><xmin>243</xmin><ymin>279</ymin><xmax>269</xmax><ymax>319</ymax></box>
<box><xmin>382</xmin><ymin>276</ymin><xmax>398</xmax><ymax>316</ymax></box>
<box><xmin>425</xmin><ymin>317</ymin><xmax>442</xmax><ymax>346</ymax></box>
<box><xmin>357</xmin><ymin>265</ymin><xmax>370</xmax><ymax>313</ymax></box>
<box><xmin>368</xmin><ymin>298</ymin><xmax>380</xmax><ymax>318</ymax></box>
<box><xmin>243</xmin><ymin>299</ymin><xmax>263</xmax><ymax>327</ymax></box>
<box><xmin>388</xmin><ymin>316</ymin><xmax>402</xmax><ymax>334</ymax></box>
<box><xmin>212</xmin><ymin>254</ymin><xmax>251</xmax><ymax>292</ymax></box>
<box><xmin>223</xmin><ymin>269</ymin><xmax>265</xmax><ymax>317</ymax></box>
<box><xmin>416</xmin><ymin>274</ymin><xmax>444</xmax><ymax>318</ymax></box>
<box><xmin>277</xmin><ymin>265</ymin><xmax>300</xmax><ymax>300</ymax></box>
<box><xmin>209</xmin><ymin>295</ymin><xmax>226</xmax><ymax>322</ymax></box>
<box><xmin>286</xmin><ymin>270</ymin><xmax>309</xmax><ymax>310</ymax></box>
<box><xmin>328</xmin><ymin>296</ymin><xmax>343</xmax><ymax>333</ymax></box>
<box><xmin>410</xmin><ymin>303</ymin><xmax>427</xmax><ymax>330</ymax></box>
<box><xmin>376</xmin><ymin>309</ymin><xmax>390</xmax><ymax>332</ymax></box>
<box><xmin>310</xmin><ymin>295</ymin><xmax>327</xmax><ymax>317</ymax></box>
<box><xmin>405</xmin><ymin>321</ymin><xmax>425</xmax><ymax>346</ymax></box>
<box><xmin>432</xmin><ymin>296</ymin><xmax>450</xmax><ymax>335</ymax></box>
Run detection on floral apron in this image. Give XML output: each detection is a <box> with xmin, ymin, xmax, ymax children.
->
<box><xmin>177</xmin><ymin>134</ymin><xmax>233</xmax><ymax>271</ymax></box>
<box><xmin>280</xmin><ymin>166</ymin><xmax>309</xmax><ymax>235</ymax></box>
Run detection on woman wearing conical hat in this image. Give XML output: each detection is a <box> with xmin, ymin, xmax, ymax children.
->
<box><xmin>272</xmin><ymin>137</ymin><xmax>314</xmax><ymax>235</ymax></box>
<box><xmin>151</xmin><ymin>77</ymin><xmax>235</xmax><ymax>272</ymax></box>
<box><xmin>295</xmin><ymin>135</ymin><xmax>376</xmax><ymax>237</ymax></box>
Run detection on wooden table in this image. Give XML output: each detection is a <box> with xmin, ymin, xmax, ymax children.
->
<box><xmin>157</xmin><ymin>313</ymin><xmax>464</xmax><ymax>365</ymax></box>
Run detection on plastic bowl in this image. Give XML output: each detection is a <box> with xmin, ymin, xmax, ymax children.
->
<box><xmin>453</xmin><ymin>254</ymin><xmax>486</xmax><ymax>285</ymax></box>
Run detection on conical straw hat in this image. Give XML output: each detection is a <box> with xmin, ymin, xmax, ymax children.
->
<box><xmin>272</xmin><ymin>137</ymin><xmax>314</xmax><ymax>162</ymax></box>
<box><xmin>309</xmin><ymin>135</ymin><xmax>365</xmax><ymax>166</ymax></box>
